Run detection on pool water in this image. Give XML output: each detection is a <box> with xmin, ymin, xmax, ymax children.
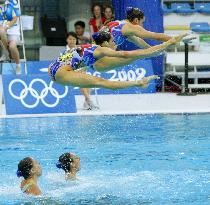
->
<box><xmin>0</xmin><ymin>114</ymin><xmax>210</xmax><ymax>205</ymax></box>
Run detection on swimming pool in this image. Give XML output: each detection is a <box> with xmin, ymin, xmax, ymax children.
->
<box><xmin>0</xmin><ymin>114</ymin><xmax>210</xmax><ymax>205</ymax></box>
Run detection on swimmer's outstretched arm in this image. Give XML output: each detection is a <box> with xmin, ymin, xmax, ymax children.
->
<box><xmin>56</xmin><ymin>69</ymin><xmax>159</xmax><ymax>90</ymax></box>
<box><xmin>127</xmin><ymin>36</ymin><xmax>151</xmax><ymax>48</ymax></box>
<box><xmin>94</xmin><ymin>33</ymin><xmax>187</xmax><ymax>60</ymax></box>
<box><xmin>123</xmin><ymin>23</ymin><xmax>172</xmax><ymax>42</ymax></box>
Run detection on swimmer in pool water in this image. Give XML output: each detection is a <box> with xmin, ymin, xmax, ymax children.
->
<box><xmin>17</xmin><ymin>157</ymin><xmax>42</xmax><ymax>196</ymax></box>
<box><xmin>56</xmin><ymin>153</ymin><xmax>80</xmax><ymax>180</ymax></box>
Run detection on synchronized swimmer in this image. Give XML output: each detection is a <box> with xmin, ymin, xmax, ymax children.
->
<box><xmin>48</xmin><ymin>31</ymin><xmax>187</xmax><ymax>90</ymax></box>
<box><xmin>17</xmin><ymin>6</ymin><xmax>192</xmax><ymax>197</ymax></box>
<box><xmin>107</xmin><ymin>7</ymin><xmax>173</xmax><ymax>48</ymax></box>
<box><xmin>17</xmin><ymin>153</ymin><xmax>81</xmax><ymax>196</ymax></box>
<box><xmin>17</xmin><ymin>157</ymin><xmax>42</xmax><ymax>195</ymax></box>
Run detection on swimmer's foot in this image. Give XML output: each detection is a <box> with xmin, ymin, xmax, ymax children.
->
<box><xmin>137</xmin><ymin>75</ymin><xmax>160</xmax><ymax>88</ymax></box>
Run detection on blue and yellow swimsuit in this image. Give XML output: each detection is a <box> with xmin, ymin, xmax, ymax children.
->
<box><xmin>49</xmin><ymin>48</ymin><xmax>82</xmax><ymax>81</ymax></box>
<box><xmin>82</xmin><ymin>45</ymin><xmax>98</xmax><ymax>69</ymax></box>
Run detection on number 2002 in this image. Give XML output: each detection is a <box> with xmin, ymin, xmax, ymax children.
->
<box><xmin>89</xmin><ymin>68</ymin><xmax>147</xmax><ymax>82</ymax></box>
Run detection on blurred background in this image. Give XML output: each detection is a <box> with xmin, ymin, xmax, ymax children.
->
<box><xmin>21</xmin><ymin>0</ymin><xmax>111</xmax><ymax>60</ymax></box>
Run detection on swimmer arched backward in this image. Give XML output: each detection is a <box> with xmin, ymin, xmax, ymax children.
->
<box><xmin>48</xmin><ymin>32</ymin><xmax>187</xmax><ymax>90</ymax></box>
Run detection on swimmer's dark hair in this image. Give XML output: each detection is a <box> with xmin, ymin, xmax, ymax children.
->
<box><xmin>74</xmin><ymin>21</ymin><xmax>86</xmax><ymax>28</ymax></box>
<box><xmin>17</xmin><ymin>157</ymin><xmax>33</xmax><ymax>179</ymax></box>
<box><xmin>92</xmin><ymin>31</ymin><xmax>111</xmax><ymax>45</ymax></box>
<box><xmin>58</xmin><ymin>153</ymin><xmax>73</xmax><ymax>173</ymax></box>
<box><xmin>66</xmin><ymin>31</ymin><xmax>78</xmax><ymax>45</ymax></box>
<box><xmin>126</xmin><ymin>7</ymin><xmax>144</xmax><ymax>22</ymax></box>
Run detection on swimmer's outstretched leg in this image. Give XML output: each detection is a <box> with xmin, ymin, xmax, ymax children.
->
<box><xmin>138</xmin><ymin>75</ymin><xmax>160</xmax><ymax>88</ymax></box>
<box><xmin>56</xmin><ymin>68</ymin><xmax>159</xmax><ymax>90</ymax></box>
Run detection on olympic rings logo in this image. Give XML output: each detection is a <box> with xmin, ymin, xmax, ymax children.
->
<box><xmin>8</xmin><ymin>79</ymin><xmax>68</xmax><ymax>108</ymax></box>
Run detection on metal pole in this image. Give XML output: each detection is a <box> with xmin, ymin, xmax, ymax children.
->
<box><xmin>18</xmin><ymin>0</ymin><xmax>27</xmax><ymax>74</ymax></box>
<box><xmin>177</xmin><ymin>42</ymin><xmax>196</xmax><ymax>96</ymax></box>
<box><xmin>184</xmin><ymin>42</ymin><xmax>189</xmax><ymax>93</ymax></box>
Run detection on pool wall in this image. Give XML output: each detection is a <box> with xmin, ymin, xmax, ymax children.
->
<box><xmin>1</xmin><ymin>93</ymin><xmax>210</xmax><ymax>118</ymax></box>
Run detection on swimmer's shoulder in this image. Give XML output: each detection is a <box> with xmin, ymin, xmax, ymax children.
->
<box><xmin>21</xmin><ymin>180</ymin><xmax>41</xmax><ymax>196</ymax></box>
<box><xmin>121</xmin><ymin>20</ymin><xmax>134</xmax><ymax>34</ymax></box>
<box><xmin>28</xmin><ymin>184</ymin><xmax>41</xmax><ymax>196</ymax></box>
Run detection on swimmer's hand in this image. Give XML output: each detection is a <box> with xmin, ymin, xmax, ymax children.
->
<box><xmin>170</xmin><ymin>33</ymin><xmax>189</xmax><ymax>44</ymax></box>
<box><xmin>137</xmin><ymin>75</ymin><xmax>160</xmax><ymax>88</ymax></box>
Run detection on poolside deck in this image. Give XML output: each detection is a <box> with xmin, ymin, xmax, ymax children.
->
<box><xmin>76</xmin><ymin>93</ymin><xmax>210</xmax><ymax>115</ymax></box>
<box><xmin>2</xmin><ymin>93</ymin><xmax>210</xmax><ymax>118</ymax></box>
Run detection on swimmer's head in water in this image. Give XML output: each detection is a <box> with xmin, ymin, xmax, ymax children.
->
<box><xmin>56</xmin><ymin>153</ymin><xmax>80</xmax><ymax>173</ymax></box>
<box><xmin>126</xmin><ymin>7</ymin><xmax>145</xmax><ymax>26</ymax></box>
<box><xmin>17</xmin><ymin>157</ymin><xmax>42</xmax><ymax>179</ymax></box>
<box><xmin>92</xmin><ymin>31</ymin><xmax>116</xmax><ymax>49</ymax></box>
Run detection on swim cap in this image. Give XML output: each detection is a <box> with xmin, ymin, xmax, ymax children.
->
<box><xmin>57</xmin><ymin>153</ymin><xmax>73</xmax><ymax>172</ymax></box>
<box><xmin>126</xmin><ymin>7</ymin><xmax>133</xmax><ymax>13</ymax></box>
<box><xmin>16</xmin><ymin>170</ymin><xmax>22</xmax><ymax>177</ymax></box>
<box><xmin>92</xmin><ymin>31</ymin><xmax>111</xmax><ymax>45</ymax></box>
<box><xmin>126</xmin><ymin>7</ymin><xmax>144</xmax><ymax>21</ymax></box>
<box><xmin>17</xmin><ymin>157</ymin><xmax>33</xmax><ymax>180</ymax></box>
<box><xmin>56</xmin><ymin>161</ymin><xmax>62</xmax><ymax>169</ymax></box>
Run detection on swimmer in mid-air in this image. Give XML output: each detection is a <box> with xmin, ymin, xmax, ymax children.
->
<box><xmin>107</xmin><ymin>7</ymin><xmax>171</xmax><ymax>48</ymax></box>
<box><xmin>49</xmin><ymin>31</ymin><xmax>186</xmax><ymax>89</ymax></box>
<box><xmin>107</xmin><ymin>7</ymin><xmax>192</xmax><ymax>48</ymax></box>
<box><xmin>82</xmin><ymin>31</ymin><xmax>186</xmax><ymax>72</ymax></box>
<box><xmin>17</xmin><ymin>157</ymin><xmax>42</xmax><ymax>196</ymax></box>
<box><xmin>56</xmin><ymin>152</ymin><xmax>80</xmax><ymax>180</ymax></box>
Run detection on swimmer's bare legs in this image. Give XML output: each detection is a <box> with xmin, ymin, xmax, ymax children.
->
<box><xmin>55</xmin><ymin>66</ymin><xmax>159</xmax><ymax>89</ymax></box>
